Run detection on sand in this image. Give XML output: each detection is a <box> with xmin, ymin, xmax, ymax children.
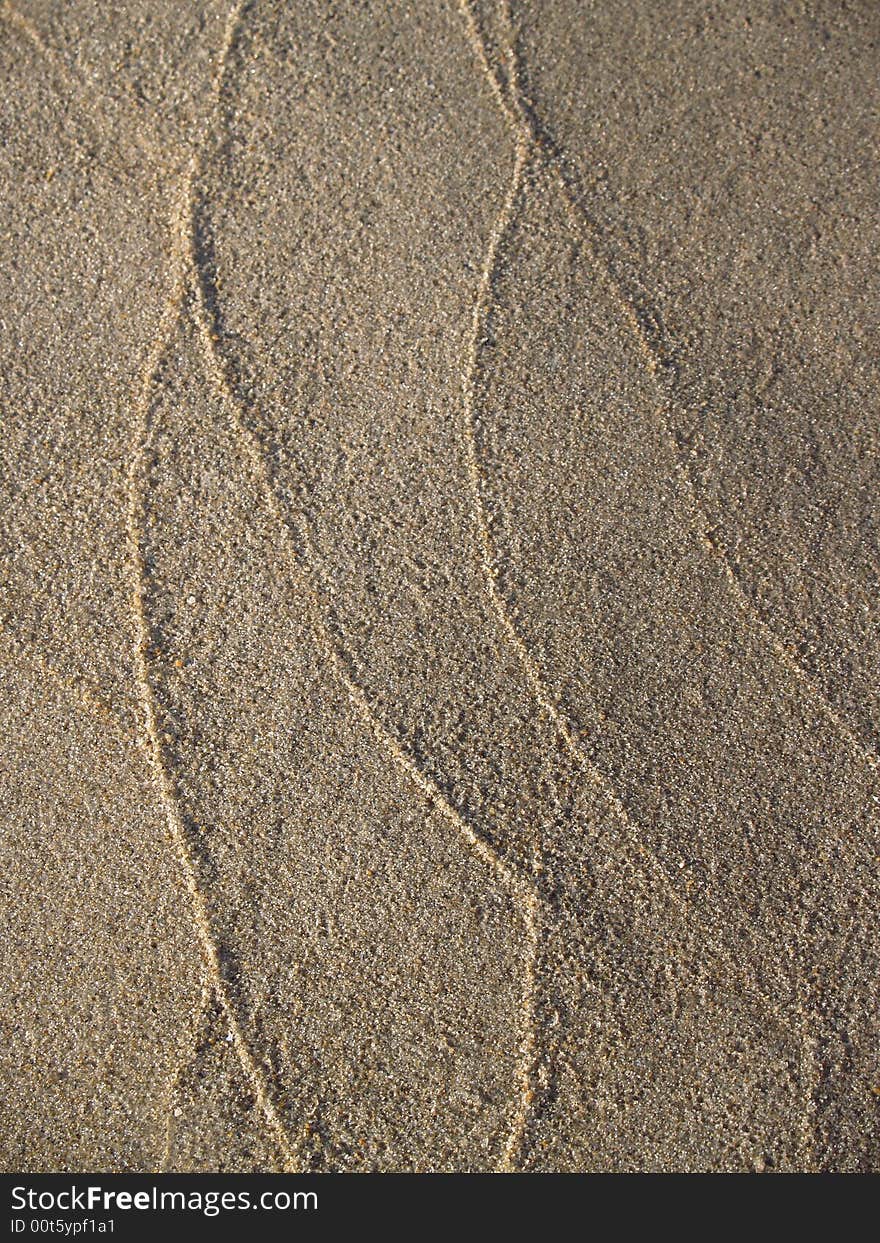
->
<box><xmin>0</xmin><ymin>0</ymin><xmax>878</xmax><ymax>1173</ymax></box>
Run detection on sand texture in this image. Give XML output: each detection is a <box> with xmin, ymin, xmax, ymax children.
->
<box><xmin>1</xmin><ymin>0</ymin><xmax>878</xmax><ymax>1172</ymax></box>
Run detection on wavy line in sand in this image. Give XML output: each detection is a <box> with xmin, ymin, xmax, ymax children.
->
<box><xmin>126</xmin><ymin>0</ymin><xmax>536</xmax><ymax>1172</ymax></box>
<box><xmin>139</xmin><ymin>4</ymin><xmax>543</xmax><ymax>1169</ymax></box>
<box><xmin>127</xmin><ymin>283</ymin><xmax>299</xmax><ymax>1174</ymax></box>
<box><xmin>188</xmin><ymin>246</ymin><xmax>541</xmax><ymax>1169</ymax></box>
<box><xmin>456</xmin><ymin>0</ymin><xmax>820</xmax><ymax>1170</ymax></box>
<box><xmin>461</xmin><ymin>0</ymin><xmax>876</xmax><ymax>768</ymax></box>
<box><xmin>495</xmin><ymin>0</ymin><xmax>878</xmax><ymax>775</ymax></box>
<box><xmin>193</xmin><ymin>22</ymin><xmax>807</xmax><ymax>1164</ymax></box>
<box><xmin>122</xmin><ymin>1</ymin><xmax>302</xmax><ymax>1174</ymax></box>
<box><xmin>458</xmin><ymin>0</ymin><xmax>728</xmax><ymax>969</ymax></box>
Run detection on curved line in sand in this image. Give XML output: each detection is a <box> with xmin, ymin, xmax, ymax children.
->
<box><xmin>188</xmin><ymin>245</ymin><xmax>541</xmax><ymax>1168</ymax></box>
<box><xmin>457</xmin><ymin>0</ymin><xmax>711</xmax><ymax>963</ymax></box>
<box><xmin>187</xmin><ymin>14</ymin><xmax>546</xmax><ymax>1166</ymax></box>
<box><xmin>123</xmin><ymin>1</ymin><xmax>301</xmax><ymax>1174</ymax></box>
<box><xmin>126</xmin><ymin>280</ymin><xmax>299</xmax><ymax>1174</ymax></box>
<box><xmin>500</xmin><ymin>0</ymin><xmax>878</xmax><ymax>775</ymax></box>
<box><xmin>456</xmin><ymin>0</ymin><xmax>823</xmax><ymax>1170</ymax></box>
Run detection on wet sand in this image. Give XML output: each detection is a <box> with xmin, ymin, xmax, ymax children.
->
<box><xmin>1</xmin><ymin>0</ymin><xmax>878</xmax><ymax>1172</ymax></box>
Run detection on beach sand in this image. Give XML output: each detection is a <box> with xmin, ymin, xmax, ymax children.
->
<box><xmin>1</xmin><ymin>0</ymin><xmax>878</xmax><ymax>1172</ymax></box>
